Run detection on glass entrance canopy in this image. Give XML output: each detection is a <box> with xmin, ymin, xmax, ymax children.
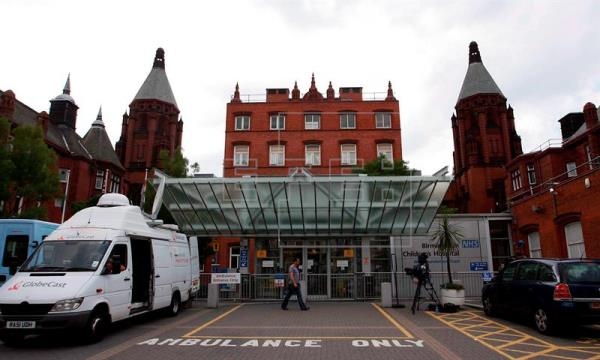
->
<box><xmin>152</xmin><ymin>173</ymin><xmax>451</xmax><ymax>238</ymax></box>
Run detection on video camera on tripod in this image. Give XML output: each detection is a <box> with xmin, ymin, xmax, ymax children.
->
<box><xmin>404</xmin><ymin>252</ymin><xmax>430</xmax><ymax>283</ymax></box>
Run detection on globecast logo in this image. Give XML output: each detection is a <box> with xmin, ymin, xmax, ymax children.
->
<box><xmin>7</xmin><ymin>280</ymin><xmax>67</xmax><ymax>290</ymax></box>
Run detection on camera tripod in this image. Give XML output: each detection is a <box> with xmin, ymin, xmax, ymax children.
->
<box><xmin>410</xmin><ymin>274</ymin><xmax>442</xmax><ymax>314</ymax></box>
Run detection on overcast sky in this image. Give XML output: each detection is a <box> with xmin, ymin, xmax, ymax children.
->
<box><xmin>2</xmin><ymin>0</ymin><xmax>599</xmax><ymax>177</ymax></box>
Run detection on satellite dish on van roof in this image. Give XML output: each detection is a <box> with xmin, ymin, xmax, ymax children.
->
<box><xmin>98</xmin><ymin>193</ymin><xmax>130</xmax><ymax>207</ymax></box>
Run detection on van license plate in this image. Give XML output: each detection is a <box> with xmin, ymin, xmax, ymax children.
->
<box><xmin>590</xmin><ymin>302</ymin><xmax>600</xmax><ymax>310</ymax></box>
<box><xmin>6</xmin><ymin>321</ymin><xmax>35</xmax><ymax>329</ymax></box>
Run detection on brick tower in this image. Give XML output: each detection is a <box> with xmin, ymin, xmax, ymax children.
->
<box><xmin>446</xmin><ymin>41</ymin><xmax>523</xmax><ymax>213</ymax></box>
<box><xmin>115</xmin><ymin>48</ymin><xmax>183</xmax><ymax>204</ymax></box>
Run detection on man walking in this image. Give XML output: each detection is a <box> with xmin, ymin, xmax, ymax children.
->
<box><xmin>281</xmin><ymin>258</ymin><xmax>309</xmax><ymax>311</ymax></box>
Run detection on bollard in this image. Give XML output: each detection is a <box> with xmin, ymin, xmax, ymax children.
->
<box><xmin>206</xmin><ymin>283</ymin><xmax>219</xmax><ymax>308</ymax></box>
<box><xmin>381</xmin><ymin>282</ymin><xmax>392</xmax><ymax>307</ymax></box>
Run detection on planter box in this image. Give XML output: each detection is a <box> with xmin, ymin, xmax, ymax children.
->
<box><xmin>440</xmin><ymin>288</ymin><xmax>465</xmax><ymax>306</ymax></box>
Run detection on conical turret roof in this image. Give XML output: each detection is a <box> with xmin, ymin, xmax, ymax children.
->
<box><xmin>457</xmin><ymin>41</ymin><xmax>504</xmax><ymax>103</ymax></box>
<box><xmin>82</xmin><ymin>107</ymin><xmax>124</xmax><ymax>170</ymax></box>
<box><xmin>133</xmin><ymin>48</ymin><xmax>178</xmax><ymax>108</ymax></box>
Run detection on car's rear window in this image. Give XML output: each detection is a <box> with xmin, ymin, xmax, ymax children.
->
<box><xmin>559</xmin><ymin>262</ymin><xmax>600</xmax><ymax>283</ymax></box>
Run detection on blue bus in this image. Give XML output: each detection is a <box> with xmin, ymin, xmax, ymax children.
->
<box><xmin>0</xmin><ymin>219</ymin><xmax>59</xmax><ymax>285</ymax></box>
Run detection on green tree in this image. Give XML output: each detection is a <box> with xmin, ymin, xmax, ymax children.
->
<box><xmin>430</xmin><ymin>207</ymin><xmax>463</xmax><ymax>286</ymax></box>
<box><xmin>353</xmin><ymin>155</ymin><xmax>417</xmax><ymax>176</ymax></box>
<box><xmin>159</xmin><ymin>148</ymin><xmax>188</xmax><ymax>177</ymax></box>
<box><xmin>8</xmin><ymin>123</ymin><xmax>61</xmax><ymax>218</ymax></box>
<box><xmin>0</xmin><ymin>117</ymin><xmax>15</xmax><ymax>205</ymax></box>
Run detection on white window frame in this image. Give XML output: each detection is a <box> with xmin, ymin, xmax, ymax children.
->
<box><xmin>528</xmin><ymin>232</ymin><xmax>541</xmax><ymax>258</ymax></box>
<box><xmin>229</xmin><ymin>246</ymin><xmax>240</xmax><ymax>269</ymax></box>
<box><xmin>304</xmin><ymin>114</ymin><xmax>320</xmax><ymax>130</ymax></box>
<box><xmin>234</xmin><ymin>115</ymin><xmax>251</xmax><ymax>130</ymax></box>
<box><xmin>375</xmin><ymin>112</ymin><xmax>392</xmax><ymax>128</ymax></box>
<box><xmin>565</xmin><ymin>222</ymin><xmax>586</xmax><ymax>258</ymax></box>
<box><xmin>566</xmin><ymin>161</ymin><xmax>577</xmax><ymax>177</ymax></box>
<box><xmin>527</xmin><ymin>164</ymin><xmax>536</xmax><ymax>185</ymax></box>
<box><xmin>58</xmin><ymin>169</ymin><xmax>69</xmax><ymax>183</ymax></box>
<box><xmin>377</xmin><ymin>143</ymin><xmax>393</xmax><ymax>163</ymax></box>
<box><xmin>511</xmin><ymin>169</ymin><xmax>522</xmax><ymax>191</ymax></box>
<box><xmin>234</xmin><ymin>145</ymin><xmax>249</xmax><ymax>167</ymax></box>
<box><xmin>95</xmin><ymin>170</ymin><xmax>105</xmax><ymax>190</ymax></box>
<box><xmin>270</xmin><ymin>114</ymin><xmax>285</xmax><ymax>130</ymax></box>
<box><xmin>341</xmin><ymin>144</ymin><xmax>357</xmax><ymax>165</ymax></box>
<box><xmin>269</xmin><ymin>145</ymin><xmax>285</xmax><ymax>166</ymax></box>
<box><xmin>340</xmin><ymin>113</ymin><xmax>356</xmax><ymax>129</ymax></box>
<box><xmin>305</xmin><ymin>144</ymin><xmax>321</xmax><ymax>166</ymax></box>
<box><xmin>110</xmin><ymin>174</ymin><xmax>121</xmax><ymax>193</ymax></box>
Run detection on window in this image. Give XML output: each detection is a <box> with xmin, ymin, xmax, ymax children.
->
<box><xmin>526</xmin><ymin>164</ymin><xmax>536</xmax><ymax>185</ymax></box>
<box><xmin>2</xmin><ymin>235</ymin><xmax>29</xmax><ymax>267</ymax></box>
<box><xmin>304</xmin><ymin>114</ymin><xmax>320</xmax><ymax>130</ymax></box>
<box><xmin>377</xmin><ymin>143</ymin><xmax>393</xmax><ymax>162</ymax></box>
<box><xmin>501</xmin><ymin>262</ymin><xmax>517</xmax><ymax>282</ymax></box>
<box><xmin>341</xmin><ymin>144</ymin><xmax>357</xmax><ymax>165</ymax></box>
<box><xmin>305</xmin><ymin>144</ymin><xmax>321</xmax><ymax>166</ymax></box>
<box><xmin>270</xmin><ymin>114</ymin><xmax>285</xmax><ymax>130</ymax></box>
<box><xmin>340</xmin><ymin>113</ymin><xmax>356</xmax><ymax>129</ymax></box>
<box><xmin>375</xmin><ymin>112</ymin><xmax>392</xmax><ymax>128</ymax></box>
<box><xmin>58</xmin><ymin>169</ymin><xmax>69</xmax><ymax>183</ymax></box>
<box><xmin>566</xmin><ymin>162</ymin><xmax>577</xmax><ymax>177</ymax></box>
<box><xmin>95</xmin><ymin>170</ymin><xmax>105</xmax><ymax>190</ymax></box>
<box><xmin>234</xmin><ymin>145</ymin><xmax>249</xmax><ymax>166</ymax></box>
<box><xmin>110</xmin><ymin>174</ymin><xmax>121</xmax><ymax>193</ymax></box>
<box><xmin>269</xmin><ymin>145</ymin><xmax>285</xmax><ymax>166</ymax></box>
<box><xmin>511</xmin><ymin>169</ymin><xmax>522</xmax><ymax>190</ymax></box>
<box><xmin>229</xmin><ymin>246</ymin><xmax>240</xmax><ymax>269</ymax></box>
<box><xmin>528</xmin><ymin>232</ymin><xmax>541</xmax><ymax>258</ymax></box>
<box><xmin>565</xmin><ymin>222</ymin><xmax>585</xmax><ymax>258</ymax></box>
<box><xmin>235</xmin><ymin>115</ymin><xmax>250</xmax><ymax>130</ymax></box>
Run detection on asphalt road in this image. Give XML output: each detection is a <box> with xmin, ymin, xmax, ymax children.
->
<box><xmin>1</xmin><ymin>301</ymin><xmax>599</xmax><ymax>360</ymax></box>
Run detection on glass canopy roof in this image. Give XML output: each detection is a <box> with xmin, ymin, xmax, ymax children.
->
<box><xmin>152</xmin><ymin>173</ymin><xmax>451</xmax><ymax>238</ymax></box>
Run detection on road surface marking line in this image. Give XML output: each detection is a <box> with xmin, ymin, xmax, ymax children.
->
<box><xmin>371</xmin><ymin>303</ymin><xmax>413</xmax><ymax>338</ymax></box>
<box><xmin>183</xmin><ymin>304</ymin><xmax>243</xmax><ymax>338</ymax></box>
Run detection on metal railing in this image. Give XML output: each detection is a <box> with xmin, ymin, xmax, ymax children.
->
<box><xmin>194</xmin><ymin>271</ymin><xmax>488</xmax><ymax>302</ymax></box>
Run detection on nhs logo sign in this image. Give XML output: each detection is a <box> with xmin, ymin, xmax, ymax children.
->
<box><xmin>462</xmin><ymin>239</ymin><xmax>480</xmax><ymax>248</ymax></box>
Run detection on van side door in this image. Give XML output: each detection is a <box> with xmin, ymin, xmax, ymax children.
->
<box><xmin>102</xmin><ymin>243</ymin><xmax>132</xmax><ymax>321</ymax></box>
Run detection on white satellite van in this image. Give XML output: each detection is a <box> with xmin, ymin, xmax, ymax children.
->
<box><xmin>0</xmin><ymin>193</ymin><xmax>199</xmax><ymax>345</ymax></box>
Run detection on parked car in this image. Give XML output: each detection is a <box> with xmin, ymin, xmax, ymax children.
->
<box><xmin>482</xmin><ymin>258</ymin><xmax>600</xmax><ymax>334</ymax></box>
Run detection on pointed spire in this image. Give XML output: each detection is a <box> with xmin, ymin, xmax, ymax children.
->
<box><xmin>302</xmin><ymin>73</ymin><xmax>323</xmax><ymax>101</ymax></box>
<box><xmin>63</xmin><ymin>73</ymin><xmax>71</xmax><ymax>95</ymax></box>
<box><xmin>92</xmin><ymin>106</ymin><xmax>105</xmax><ymax>128</ymax></box>
<box><xmin>469</xmin><ymin>41</ymin><xmax>482</xmax><ymax>64</ymax></box>
<box><xmin>153</xmin><ymin>48</ymin><xmax>165</xmax><ymax>69</ymax></box>
<box><xmin>385</xmin><ymin>81</ymin><xmax>396</xmax><ymax>101</ymax></box>
<box><xmin>231</xmin><ymin>82</ymin><xmax>241</xmax><ymax>103</ymax></box>
<box><xmin>292</xmin><ymin>81</ymin><xmax>300</xmax><ymax>100</ymax></box>
<box><xmin>327</xmin><ymin>81</ymin><xmax>334</xmax><ymax>100</ymax></box>
<box><xmin>457</xmin><ymin>41</ymin><xmax>504</xmax><ymax>103</ymax></box>
<box><xmin>310</xmin><ymin>73</ymin><xmax>316</xmax><ymax>89</ymax></box>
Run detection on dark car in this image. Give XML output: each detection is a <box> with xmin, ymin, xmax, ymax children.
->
<box><xmin>481</xmin><ymin>258</ymin><xmax>600</xmax><ymax>334</ymax></box>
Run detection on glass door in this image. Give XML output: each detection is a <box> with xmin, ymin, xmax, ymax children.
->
<box><xmin>330</xmin><ymin>238</ymin><xmax>357</xmax><ymax>299</ymax></box>
<box><xmin>306</xmin><ymin>241</ymin><xmax>328</xmax><ymax>299</ymax></box>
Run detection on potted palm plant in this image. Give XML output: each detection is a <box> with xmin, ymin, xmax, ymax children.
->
<box><xmin>430</xmin><ymin>210</ymin><xmax>465</xmax><ymax>306</ymax></box>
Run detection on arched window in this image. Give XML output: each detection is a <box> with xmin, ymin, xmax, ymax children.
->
<box><xmin>527</xmin><ymin>232</ymin><xmax>541</xmax><ymax>258</ymax></box>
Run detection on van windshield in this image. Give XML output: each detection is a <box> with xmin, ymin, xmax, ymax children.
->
<box><xmin>20</xmin><ymin>240</ymin><xmax>111</xmax><ymax>272</ymax></box>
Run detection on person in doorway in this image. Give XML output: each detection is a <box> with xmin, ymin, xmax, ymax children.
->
<box><xmin>281</xmin><ymin>258</ymin><xmax>309</xmax><ymax>311</ymax></box>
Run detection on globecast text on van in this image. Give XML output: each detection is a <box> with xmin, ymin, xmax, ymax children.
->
<box><xmin>22</xmin><ymin>281</ymin><xmax>67</xmax><ymax>288</ymax></box>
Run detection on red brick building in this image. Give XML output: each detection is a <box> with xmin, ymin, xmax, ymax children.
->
<box><xmin>116</xmin><ymin>48</ymin><xmax>183</xmax><ymax>205</ymax></box>
<box><xmin>444</xmin><ymin>41</ymin><xmax>523</xmax><ymax>214</ymax></box>
<box><xmin>212</xmin><ymin>75</ymin><xmax>403</xmax><ymax>272</ymax></box>
<box><xmin>224</xmin><ymin>74</ymin><xmax>401</xmax><ymax>177</ymax></box>
<box><xmin>506</xmin><ymin>103</ymin><xmax>600</xmax><ymax>258</ymax></box>
<box><xmin>0</xmin><ymin>77</ymin><xmax>124</xmax><ymax>222</ymax></box>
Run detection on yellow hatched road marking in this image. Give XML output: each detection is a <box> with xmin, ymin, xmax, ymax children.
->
<box><xmin>371</xmin><ymin>302</ymin><xmax>414</xmax><ymax>338</ymax></box>
<box><xmin>429</xmin><ymin>310</ymin><xmax>600</xmax><ymax>360</ymax></box>
<box><xmin>183</xmin><ymin>304</ymin><xmax>244</xmax><ymax>338</ymax></box>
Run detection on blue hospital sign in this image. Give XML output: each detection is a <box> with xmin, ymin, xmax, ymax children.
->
<box><xmin>470</xmin><ymin>262</ymin><xmax>488</xmax><ymax>271</ymax></box>
<box><xmin>462</xmin><ymin>239</ymin><xmax>480</xmax><ymax>248</ymax></box>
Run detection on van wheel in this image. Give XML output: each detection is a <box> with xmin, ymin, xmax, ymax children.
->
<box><xmin>0</xmin><ymin>334</ymin><xmax>25</xmax><ymax>347</ymax></box>
<box><xmin>534</xmin><ymin>307</ymin><xmax>552</xmax><ymax>334</ymax></box>
<box><xmin>167</xmin><ymin>293</ymin><xmax>181</xmax><ymax>317</ymax></box>
<box><xmin>83</xmin><ymin>310</ymin><xmax>109</xmax><ymax>343</ymax></box>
